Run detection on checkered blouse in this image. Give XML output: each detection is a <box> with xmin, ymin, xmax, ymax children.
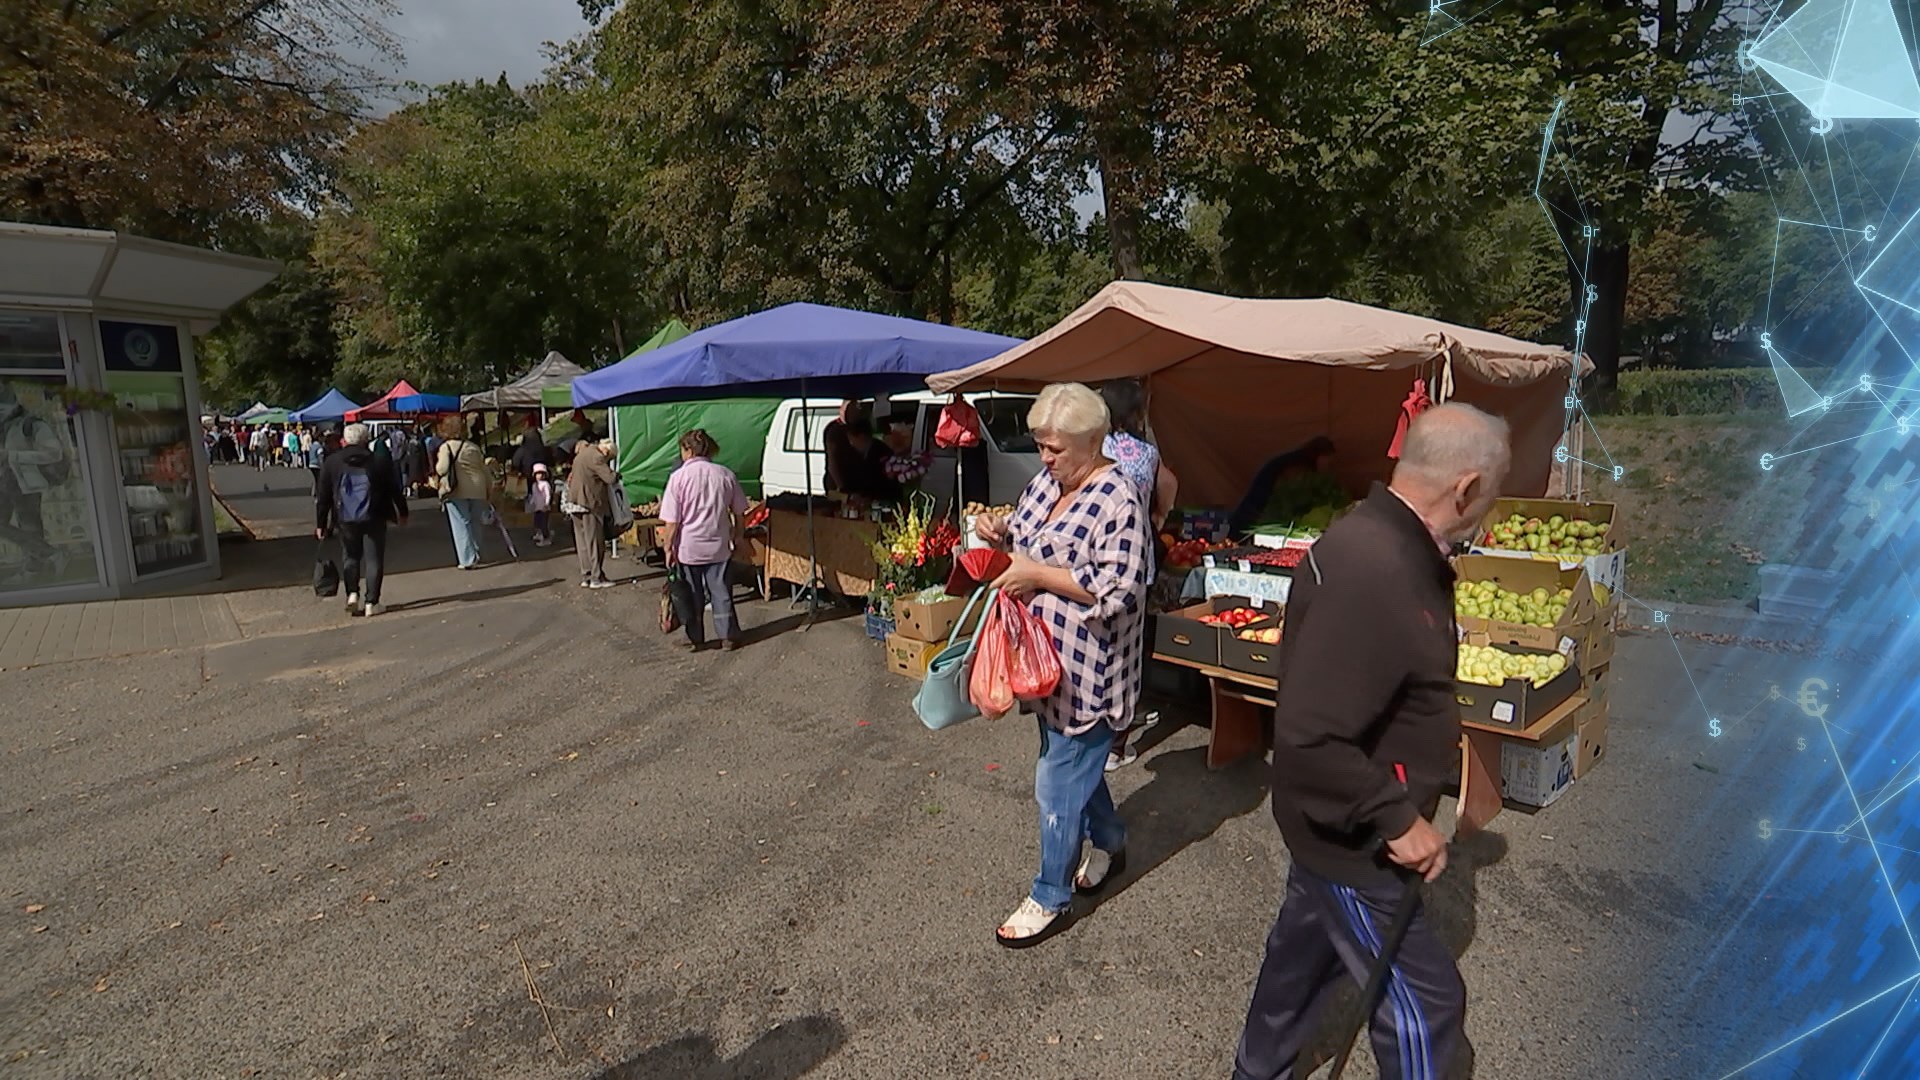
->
<box><xmin>1009</xmin><ymin>464</ymin><xmax>1152</xmax><ymax>735</ymax></box>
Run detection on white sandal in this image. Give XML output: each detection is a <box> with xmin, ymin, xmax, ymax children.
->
<box><xmin>1075</xmin><ymin>847</ymin><xmax>1127</xmax><ymax>893</ymax></box>
<box><xmin>996</xmin><ymin>897</ymin><xmax>1069</xmax><ymax>949</ymax></box>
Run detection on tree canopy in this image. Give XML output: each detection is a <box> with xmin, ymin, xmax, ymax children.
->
<box><xmin>3</xmin><ymin>0</ymin><xmax>1811</xmax><ymax>410</ymax></box>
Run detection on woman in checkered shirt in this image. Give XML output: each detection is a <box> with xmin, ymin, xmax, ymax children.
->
<box><xmin>974</xmin><ymin>383</ymin><xmax>1153</xmax><ymax>948</ymax></box>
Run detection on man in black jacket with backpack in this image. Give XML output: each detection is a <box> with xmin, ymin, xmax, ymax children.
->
<box><xmin>1232</xmin><ymin>403</ymin><xmax>1511</xmax><ymax>1080</ymax></box>
<box><xmin>316</xmin><ymin>422</ymin><xmax>409</xmax><ymax>617</ymax></box>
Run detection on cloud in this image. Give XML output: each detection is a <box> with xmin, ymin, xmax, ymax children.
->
<box><xmin>350</xmin><ymin>0</ymin><xmax>592</xmax><ymax>112</ymax></box>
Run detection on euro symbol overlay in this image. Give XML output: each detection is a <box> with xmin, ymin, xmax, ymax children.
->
<box><xmin>1798</xmin><ymin>678</ymin><xmax>1830</xmax><ymax>720</ymax></box>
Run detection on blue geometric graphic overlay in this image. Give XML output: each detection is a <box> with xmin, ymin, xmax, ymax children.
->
<box><xmin>1750</xmin><ymin>0</ymin><xmax>1920</xmax><ymax>121</ymax></box>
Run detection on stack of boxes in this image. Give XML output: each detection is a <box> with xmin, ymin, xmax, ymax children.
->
<box><xmin>883</xmin><ymin>592</ymin><xmax>981</xmax><ymax>680</ymax></box>
<box><xmin>1459</xmin><ymin>497</ymin><xmax>1626</xmax><ymax>809</ymax></box>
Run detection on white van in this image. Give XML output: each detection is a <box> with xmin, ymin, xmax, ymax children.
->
<box><xmin>759</xmin><ymin>391</ymin><xmax>1041</xmax><ymax>510</ymax></box>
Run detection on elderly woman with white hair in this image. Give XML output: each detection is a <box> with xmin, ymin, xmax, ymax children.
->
<box><xmin>973</xmin><ymin>382</ymin><xmax>1152</xmax><ymax>948</ymax></box>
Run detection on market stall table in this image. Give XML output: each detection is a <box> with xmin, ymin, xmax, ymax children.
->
<box><xmin>1147</xmin><ymin>650</ymin><xmax>1533</xmax><ymax>837</ymax></box>
<box><xmin>762</xmin><ymin>508</ymin><xmax>879</xmax><ymax>600</ymax></box>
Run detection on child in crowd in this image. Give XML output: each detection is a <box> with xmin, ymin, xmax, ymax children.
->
<box><xmin>527</xmin><ymin>462</ymin><xmax>553</xmax><ymax>546</ymax></box>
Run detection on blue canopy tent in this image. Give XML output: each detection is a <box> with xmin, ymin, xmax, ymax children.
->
<box><xmin>572</xmin><ymin>302</ymin><xmax>1019</xmax><ymax>407</ymax></box>
<box><xmin>288</xmin><ymin>388</ymin><xmax>361</xmax><ymax>423</ymax></box>
<box><xmin>389</xmin><ymin>392</ymin><xmax>462</xmax><ymax>414</ymax></box>
<box><xmin>571</xmin><ymin>302</ymin><xmax>1020</xmax><ymax>624</ymax></box>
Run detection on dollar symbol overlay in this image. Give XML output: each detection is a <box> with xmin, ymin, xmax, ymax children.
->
<box><xmin>1760</xmin><ymin>819</ymin><xmax>1773</xmax><ymax>840</ymax></box>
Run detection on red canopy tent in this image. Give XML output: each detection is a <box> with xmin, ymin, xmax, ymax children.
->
<box><xmin>346</xmin><ymin>380</ymin><xmax>421</xmax><ymax>423</ymax></box>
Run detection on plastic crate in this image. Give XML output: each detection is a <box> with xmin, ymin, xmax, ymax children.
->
<box><xmin>1758</xmin><ymin>564</ymin><xmax>1841</xmax><ymax>619</ymax></box>
<box><xmin>864</xmin><ymin>612</ymin><xmax>897</xmax><ymax>641</ymax></box>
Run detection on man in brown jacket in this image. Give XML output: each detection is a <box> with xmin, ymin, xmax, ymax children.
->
<box><xmin>570</xmin><ymin>435</ymin><xmax>617</xmax><ymax>589</ymax></box>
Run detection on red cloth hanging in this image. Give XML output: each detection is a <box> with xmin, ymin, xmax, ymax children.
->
<box><xmin>1387</xmin><ymin>377</ymin><xmax>1433</xmax><ymax>460</ymax></box>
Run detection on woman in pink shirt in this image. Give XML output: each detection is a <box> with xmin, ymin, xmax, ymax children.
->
<box><xmin>659</xmin><ymin>429</ymin><xmax>749</xmax><ymax>652</ymax></box>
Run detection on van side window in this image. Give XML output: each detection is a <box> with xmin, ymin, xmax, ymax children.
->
<box><xmin>783</xmin><ymin>407</ymin><xmax>838</xmax><ymax>452</ymax></box>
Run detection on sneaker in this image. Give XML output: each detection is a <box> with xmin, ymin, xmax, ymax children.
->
<box><xmin>345</xmin><ymin>591</ymin><xmax>360</xmax><ymax>613</ymax></box>
<box><xmin>721</xmin><ymin>639</ymin><xmax>741</xmax><ymax>653</ymax></box>
<box><xmin>588</xmin><ymin>579</ymin><xmax>615</xmax><ymax>590</ymax></box>
<box><xmin>363</xmin><ymin>602</ymin><xmax>383</xmax><ymax>617</ymax></box>
<box><xmin>1105</xmin><ymin>745</ymin><xmax>1139</xmax><ymax>773</ymax></box>
<box><xmin>580</xmin><ymin>580</ymin><xmax>592</xmax><ymax>588</ymax></box>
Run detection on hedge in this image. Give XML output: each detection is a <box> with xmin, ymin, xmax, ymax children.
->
<box><xmin>1608</xmin><ymin>367</ymin><xmax>1831</xmax><ymax>416</ymax></box>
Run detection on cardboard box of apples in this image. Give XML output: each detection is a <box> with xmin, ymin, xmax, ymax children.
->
<box><xmin>1452</xmin><ymin>555</ymin><xmax>1617</xmax><ymax>673</ymax></box>
<box><xmin>1453</xmin><ymin>633</ymin><xmax>1581</xmax><ymax>731</ymax></box>
<box><xmin>1153</xmin><ymin>596</ymin><xmax>1275</xmax><ymax>666</ymax></box>
<box><xmin>1219</xmin><ymin>613</ymin><xmax>1284</xmax><ymax>678</ymax></box>
<box><xmin>1471</xmin><ymin>497</ymin><xmax>1627</xmax><ymax>596</ymax></box>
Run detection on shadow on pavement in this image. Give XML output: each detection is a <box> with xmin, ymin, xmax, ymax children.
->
<box><xmin>594</xmin><ymin>1014</ymin><xmax>847</xmax><ymax>1080</ymax></box>
<box><xmin>380</xmin><ymin>579</ymin><xmax>567</xmax><ymax>613</ymax></box>
<box><xmin>1095</xmin><ymin>743</ymin><xmax>1271</xmax><ymax>908</ymax></box>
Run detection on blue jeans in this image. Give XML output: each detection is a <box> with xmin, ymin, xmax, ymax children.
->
<box><xmin>1032</xmin><ymin>719</ymin><xmax>1125</xmax><ymax>912</ymax></box>
<box><xmin>444</xmin><ymin>497</ymin><xmax>484</xmax><ymax>568</ymax></box>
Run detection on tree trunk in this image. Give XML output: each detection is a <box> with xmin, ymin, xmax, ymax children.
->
<box><xmin>1094</xmin><ymin>128</ymin><xmax>1145</xmax><ymax>280</ymax></box>
<box><xmin>611</xmin><ymin>315</ymin><xmax>626</xmax><ymax>357</ymax></box>
<box><xmin>1560</xmin><ymin>239</ymin><xmax>1629</xmax><ymax>409</ymax></box>
<box><xmin>939</xmin><ymin>243</ymin><xmax>954</xmax><ymax>325</ymax></box>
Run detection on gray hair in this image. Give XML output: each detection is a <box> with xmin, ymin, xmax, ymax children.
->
<box><xmin>1026</xmin><ymin>383</ymin><xmax>1110</xmax><ymax>443</ymax></box>
<box><xmin>343</xmin><ymin>423</ymin><xmax>372</xmax><ymax>446</ymax></box>
<box><xmin>1392</xmin><ymin>403</ymin><xmax>1511</xmax><ymax>489</ymax></box>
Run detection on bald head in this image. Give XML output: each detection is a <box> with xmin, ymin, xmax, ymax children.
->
<box><xmin>1389</xmin><ymin>403</ymin><xmax>1511</xmax><ymax>544</ymax></box>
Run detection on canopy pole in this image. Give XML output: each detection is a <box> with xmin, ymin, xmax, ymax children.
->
<box><xmin>799</xmin><ymin>378</ymin><xmax>824</xmax><ymax>630</ymax></box>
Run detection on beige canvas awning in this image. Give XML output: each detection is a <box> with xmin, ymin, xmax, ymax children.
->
<box><xmin>929</xmin><ymin>282</ymin><xmax>1590</xmax><ymax>506</ymax></box>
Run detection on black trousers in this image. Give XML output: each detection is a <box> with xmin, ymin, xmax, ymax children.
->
<box><xmin>338</xmin><ymin>521</ymin><xmax>388</xmax><ymax>605</ymax></box>
<box><xmin>1233</xmin><ymin>862</ymin><xmax>1466</xmax><ymax>1080</ymax></box>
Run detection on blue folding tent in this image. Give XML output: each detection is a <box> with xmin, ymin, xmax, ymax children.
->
<box><xmin>572</xmin><ymin>302</ymin><xmax>1019</xmax><ymax>407</ymax></box>
<box><xmin>569</xmin><ymin>302</ymin><xmax>1020</xmax><ymax>624</ymax></box>
<box><xmin>288</xmin><ymin>388</ymin><xmax>361</xmax><ymax>423</ymax></box>
<box><xmin>389</xmin><ymin>392</ymin><xmax>462</xmax><ymax>414</ymax></box>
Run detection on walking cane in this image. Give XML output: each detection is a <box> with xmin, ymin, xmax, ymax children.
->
<box><xmin>1325</xmin><ymin>764</ymin><xmax>1440</xmax><ymax>1080</ymax></box>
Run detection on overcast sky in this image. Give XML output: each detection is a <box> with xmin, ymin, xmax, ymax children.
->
<box><xmin>356</xmin><ymin>0</ymin><xmax>592</xmax><ymax>112</ymax></box>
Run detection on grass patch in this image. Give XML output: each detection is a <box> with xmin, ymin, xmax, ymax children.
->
<box><xmin>1586</xmin><ymin>413</ymin><xmax>1818</xmax><ymax>606</ymax></box>
<box><xmin>211</xmin><ymin>495</ymin><xmax>251</xmax><ymax>539</ymax></box>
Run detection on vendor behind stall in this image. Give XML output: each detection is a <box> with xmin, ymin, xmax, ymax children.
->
<box><xmin>823</xmin><ymin>407</ymin><xmax>901</xmax><ymax>505</ymax></box>
<box><xmin>1228</xmin><ymin>436</ymin><xmax>1340</xmax><ymax>535</ymax></box>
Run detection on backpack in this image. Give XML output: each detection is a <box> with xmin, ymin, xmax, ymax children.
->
<box><xmin>334</xmin><ymin>462</ymin><xmax>375</xmax><ymax>525</ymax></box>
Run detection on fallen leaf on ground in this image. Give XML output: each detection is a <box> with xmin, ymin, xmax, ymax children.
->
<box><xmin>308</xmin><ymin>912</ymin><xmax>325</xmax><ymax>922</ymax></box>
<box><xmin>24</xmin><ymin>904</ymin><xmax>45</xmax><ymax>914</ymax></box>
<box><xmin>92</xmin><ymin>977</ymin><xmax>108</xmax><ymax>993</ymax></box>
<box><xmin>32</xmin><ymin>925</ymin><xmax>47</xmax><ymax>934</ymax></box>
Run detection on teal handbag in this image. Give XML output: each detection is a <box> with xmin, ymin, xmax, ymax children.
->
<box><xmin>912</xmin><ymin>587</ymin><xmax>993</xmax><ymax>731</ymax></box>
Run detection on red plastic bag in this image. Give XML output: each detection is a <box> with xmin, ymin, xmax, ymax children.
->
<box><xmin>935</xmin><ymin>397</ymin><xmax>983</xmax><ymax>449</ymax></box>
<box><xmin>1004</xmin><ymin>596</ymin><xmax>1062</xmax><ymax>700</ymax></box>
<box><xmin>969</xmin><ymin>597</ymin><xmax>1016</xmax><ymax>720</ymax></box>
<box><xmin>970</xmin><ymin>593</ymin><xmax>1061</xmax><ymax>718</ymax></box>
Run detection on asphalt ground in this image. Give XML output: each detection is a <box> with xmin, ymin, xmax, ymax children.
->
<box><xmin>1</xmin><ymin>464</ymin><xmax>1820</xmax><ymax>1079</ymax></box>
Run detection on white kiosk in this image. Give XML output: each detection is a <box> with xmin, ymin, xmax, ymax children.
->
<box><xmin>0</xmin><ymin>222</ymin><xmax>279</xmax><ymax>607</ymax></box>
